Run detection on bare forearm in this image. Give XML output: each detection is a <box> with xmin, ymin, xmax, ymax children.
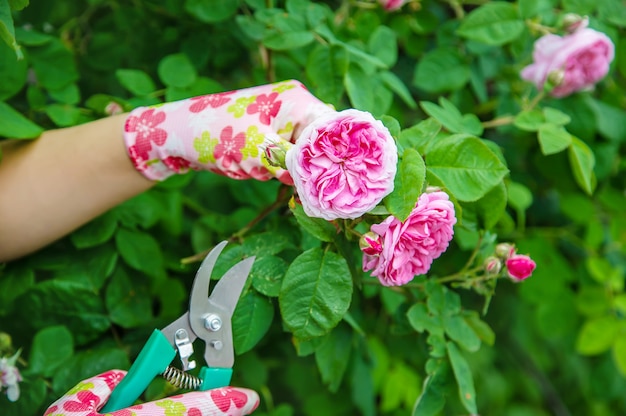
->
<box><xmin>0</xmin><ymin>114</ymin><xmax>154</xmax><ymax>262</ymax></box>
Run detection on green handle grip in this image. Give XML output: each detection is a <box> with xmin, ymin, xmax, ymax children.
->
<box><xmin>101</xmin><ymin>329</ymin><xmax>176</xmax><ymax>413</ymax></box>
<box><xmin>199</xmin><ymin>367</ymin><xmax>233</xmax><ymax>390</ymax></box>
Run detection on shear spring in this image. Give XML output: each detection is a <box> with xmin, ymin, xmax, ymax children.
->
<box><xmin>162</xmin><ymin>365</ymin><xmax>202</xmax><ymax>390</ymax></box>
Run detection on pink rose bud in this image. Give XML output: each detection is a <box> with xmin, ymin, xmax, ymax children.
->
<box><xmin>562</xmin><ymin>13</ymin><xmax>589</xmax><ymax>34</ymax></box>
<box><xmin>378</xmin><ymin>0</ymin><xmax>406</xmax><ymax>11</ymax></box>
<box><xmin>359</xmin><ymin>232</ymin><xmax>383</xmax><ymax>256</ymax></box>
<box><xmin>104</xmin><ymin>101</ymin><xmax>124</xmax><ymax>116</ymax></box>
<box><xmin>261</xmin><ymin>135</ymin><xmax>292</xmax><ymax>169</ymax></box>
<box><xmin>495</xmin><ymin>243</ymin><xmax>516</xmax><ymax>259</ymax></box>
<box><xmin>363</xmin><ymin>191</ymin><xmax>456</xmax><ymax>286</ymax></box>
<box><xmin>286</xmin><ymin>109</ymin><xmax>398</xmax><ymax>220</ymax></box>
<box><xmin>521</xmin><ymin>27</ymin><xmax>614</xmax><ymax>98</ymax></box>
<box><xmin>484</xmin><ymin>256</ymin><xmax>502</xmax><ymax>275</ymax></box>
<box><xmin>505</xmin><ymin>254</ymin><xmax>536</xmax><ymax>282</ymax></box>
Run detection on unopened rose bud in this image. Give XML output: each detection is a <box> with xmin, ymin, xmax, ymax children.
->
<box><xmin>506</xmin><ymin>254</ymin><xmax>537</xmax><ymax>282</ymax></box>
<box><xmin>483</xmin><ymin>256</ymin><xmax>502</xmax><ymax>275</ymax></box>
<box><xmin>261</xmin><ymin>136</ymin><xmax>292</xmax><ymax>169</ymax></box>
<box><xmin>545</xmin><ymin>69</ymin><xmax>566</xmax><ymax>92</ymax></box>
<box><xmin>359</xmin><ymin>232</ymin><xmax>383</xmax><ymax>256</ymax></box>
<box><xmin>562</xmin><ymin>13</ymin><xmax>589</xmax><ymax>33</ymax></box>
<box><xmin>104</xmin><ymin>101</ymin><xmax>123</xmax><ymax>116</ymax></box>
<box><xmin>495</xmin><ymin>243</ymin><xmax>516</xmax><ymax>259</ymax></box>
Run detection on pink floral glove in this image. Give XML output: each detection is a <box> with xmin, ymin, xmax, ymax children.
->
<box><xmin>44</xmin><ymin>370</ymin><xmax>259</xmax><ymax>416</ymax></box>
<box><xmin>123</xmin><ymin>79</ymin><xmax>332</xmax><ymax>183</ymax></box>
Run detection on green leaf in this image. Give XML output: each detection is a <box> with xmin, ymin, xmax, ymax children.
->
<box><xmin>456</xmin><ymin>2</ymin><xmax>524</xmax><ymax>45</ymax></box>
<box><xmin>443</xmin><ymin>315</ymin><xmax>481</xmax><ymax>352</ymax></box>
<box><xmin>291</xmin><ymin>203</ymin><xmax>337</xmax><ymax>242</ymax></box>
<box><xmin>543</xmin><ymin>107</ymin><xmax>571</xmax><ymax>126</ymax></box>
<box><xmin>446</xmin><ymin>341</ymin><xmax>478</xmax><ymax>414</ymax></box>
<box><xmin>185</xmin><ymin>0</ymin><xmax>241</xmax><ymax>23</ymax></box>
<box><xmin>513</xmin><ymin>109</ymin><xmax>544</xmax><ymax>132</ymax></box>
<box><xmin>0</xmin><ymin>266</ymin><xmax>34</xmax><ymax>315</ymax></box>
<box><xmin>29</xmin><ymin>326</ymin><xmax>73</xmax><ymax>377</ymax></box>
<box><xmin>279</xmin><ymin>248</ymin><xmax>353</xmax><ymax>339</ymax></box>
<box><xmin>315</xmin><ymin>325</ymin><xmax>352</xmax><ymax>392</ymax></box>
<box><xmin>15</xmin><ymin>280</ymin><xmax>110</xmax><ymax>345</ymax></box>
<box><xmin>420</xmin><ymin>98</ymin><xmax>483</xmax><ymax>136</ymax></box>
<box><xmin>0</xmin><ymin>38</ymin><xmax>26</xmax><ymax>100</ymax></box>
<box><xmin>612</xmin><ymin>336</ymin><xmax>626</xmax><ymax>377</ymax></box>
<box><xmin>0</xmin><ymin>0</ymin><xmax>21</xmax><ymax>57</ymax></box>
<box><xmin>233</xmin><ymin>291</ymin><xmax>274</xmax><ymax>354</ymax></box>
<box><xmin>158</xmin><ymin>53</ymin><xmax>197</xmax><ymax>88</ymax></box>
<box><xmin>406</xmin><ymin>303</ymin><xmax>443</xmax><ymax>336</ymax></box>
<box><xmin>398</xmin><ymin>118</ymin><xmax>442</xmax><ymax>154</ymax></box>
<box><xmin>412</xmin><ymin>358</ymin><xmax>448</xmax><ymax>416</ymax></box>
<box><xmin>29</xmin><ymin>39</ymin><xmax>78</xmax><ymax>89</ymax></box>
<box><xmin>384</xmin><ymin>148</ymin><xmax>425</xmax><ymax>221</ymax></box>
<box><xmin>105</xmin><ymin>267</ymin><xmax>153</xmax><ymax>328</ymax></box>
<box><xmin>0</xmin><ymin>101</ymin><xmax>44</xmax><ymax>138</ymax></box>
<box><xmin>115</xmin><ymin>227</ymin><xmax>165</xmax><ymax>280</ymax></box>
<box><xmin>568</xmin><ymin>136</ymin><xmax>596</xmax><ymax>195</ymax></box>
<box><xmin>463</xmin><ymin>311</ymin><xmax>495</xmax><ymax>346</ymax></box>
<box><xmin>306</xmin><ymin>44</ymin><xmax>346</xmax><ymax>103</ymax></box>
<box><xmin>345</xmin><ymin>64</ymin><xmax>375</xmax><ymax>114</ymax></box>
<box><xmin>0</xmin><ymin>377</ymin><xmax>46</xmax><ymax>416</ymax></box>
<box><xmin>468</xmin><ymin>182</ymin><xmax>507</xmax><ymax>230</ymax></box>
<box><xmin>44</xmin><ymin>103</ymin><xmax>83</xmax><ymax>127</ymax></box>
<box><xmin>70</xmin><ymin>211</ymin><xmax>118</xmax><ymax>249</ymax></box>
<box><xmin>51</xmin><ymin>348</ymin><xmax>130</xmax><ymax>396</ymax></box>
<box><xmin>414</xmin><ymin>48</ymin><xmax>470</xmax><ymax>93</ymax></box>
<box><xmin>380</xmin><ymin>70</ymin><xmax>417</xmax><ymax>109</ymax></box>
<box><xmin>507</xmin><ymin>181</ymin><xmax>533</xmax><ymax>212</ymax></box>
<box><xmin>426</xmin><ymin>135</ymin><xmax>509</xmax><ymax>202</ymax></box>
<box><xmin>537</xmin><ymin>124</ymin><xmax>572</xmax><ymax>155</ymax></box>
<box><xmin>116</xmin><ymin>69</ymin><xmax>157</xmax><ymax>96</ymax></box>
<box><xmin>263</xmin><ymin>30</ymin><xmax>315</xmax><ymax>50</ymax></box>
<box><xmin>381</xmin><ymin>361</ymin><xmax>421</xmax><ymax>412</ymax></box>
<box><xmin>8</xmin><ymin>0</ymin><xmax>29</xmax><ymax>10</ymax></box>
<box><xmin>368</xmin><ymin>26</ymin><xmax>397</xmax><ymax>67</ymax></box>
<box><xmin>251</xmin><ymin>255</ymin><xmax>288</xmax><ymax>297</ymax></box>
<box><xmin>576</xmin><ymin>315</ymin><xmax>620</xmax><ymax>355</ymax></box>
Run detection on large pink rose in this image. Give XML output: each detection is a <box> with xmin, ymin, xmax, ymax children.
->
<box><xmin>521</xmin><ymin>27</ymin><xmax>614</xmax><ymax>98</ymax></box>
<box><xmin>362</xmin><ymin>191</ymin><xmax>456</xmax><ymax>286</ymax></box>
<box><xmin>286</xmin><ymin>109</ymin><xmax>397</xmax><ymax>220</ymax></box>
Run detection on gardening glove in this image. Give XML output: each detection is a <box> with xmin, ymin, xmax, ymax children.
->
<box><xmin>123</xmin><ymin>79</ymin><xmax>332</xmax><ymax>183</ymax></box>
<box><xmin>44</xmin><ymin>370</ymin><xmax>259</xmax><ymax>416</ymax></box>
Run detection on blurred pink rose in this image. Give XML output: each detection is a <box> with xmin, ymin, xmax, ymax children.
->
<box><xmin>505</xmin><ymin>254</ymin><xmax>536</xmax><ymax>281</ymax></box>
<box><xmin>521</xmin><ymin>27</ymin><xmax>614</xmax><ymax>98</ymax></box>
<box><xmin>286</xmin><ymin>109</ymin><xmax>397</xmax><ymax>220</ymax></box>
<box><xmin>362</xmin><ymin>191</ymin><xmax>456</xmax><ymax>286</ymax></box>
<box><xmin>378</xmin><ymin>0</ymin><xmax>406</xmax><ymax>11</ymax></box>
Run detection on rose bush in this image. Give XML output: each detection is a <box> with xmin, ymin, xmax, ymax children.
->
<box><xmin>1</xmin><ymin>1</ymin><xmax>625</xmax><ymax>415</ymax></box>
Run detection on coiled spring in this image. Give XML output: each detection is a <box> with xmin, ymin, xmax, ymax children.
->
<box><xmin>162</xmin><ymin>365</ymin><xmax>203</xmax><ymax>390</ymax></box>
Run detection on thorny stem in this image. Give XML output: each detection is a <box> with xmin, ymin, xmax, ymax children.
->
<box><xmin>180</xmin><ymin>186</ymin><xmax>291</xmax><ymax>264</ymax></box>
<box><xmin>481</xmin><ymin>91</ymin><xmax>546</xmax><ymax>129</ymax></box>
<box><xmin>525</xmin><ymin>19</ymin><xmax>557</xmax><ymax>36</ymax></box>
<box><xmin>447</xmin><ymin>0</ymin><xmax>465</xmax><ymax>19</ymax></box>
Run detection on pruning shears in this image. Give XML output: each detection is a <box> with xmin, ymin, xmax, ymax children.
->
<box><xmin>101</xmin><ymin>241</ymin><xmax>253</xmax><ymax>413</ymax></box>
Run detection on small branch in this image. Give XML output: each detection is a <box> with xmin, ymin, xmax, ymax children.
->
<box><xmin>481</xmin><ymin>115</ymin><xmax>515</xmax><ymax>129</ymax></box>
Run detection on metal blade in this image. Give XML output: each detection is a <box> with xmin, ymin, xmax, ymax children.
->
<box><xmin>207</xmin><ymin>256</ymin><xmax>255</xmax><ymax>315</ymax></box>
<box><xmin>188</xmin><ymin>241</ymin><xmax>228</xmax><ymax>313</ymax></box>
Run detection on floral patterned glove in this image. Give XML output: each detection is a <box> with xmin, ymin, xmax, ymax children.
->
<box><xmin>124</xmin><ymin>79</ymin><xmax>332</xmax><ymax>183</ymax></box>
<box><xmin>44</xmin><ymin>370</ymin><xmax>259</xmax><ymax>416</ymax></box>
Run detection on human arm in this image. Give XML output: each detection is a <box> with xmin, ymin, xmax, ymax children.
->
<box><xmin>0</xmin><ymin>114</ymin><xmax>154</xmax><ymax>262</ymax></box>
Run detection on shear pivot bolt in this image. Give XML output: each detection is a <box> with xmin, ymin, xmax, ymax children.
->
<box><xmin>204</xmin><ymin>314</ymin><xmax>222</xmax><ymax>331</ymax></box>
<box><xmin>210</xmin><ymin>340</ymin><xmax>223</xmax><ymax>350</ymax></box>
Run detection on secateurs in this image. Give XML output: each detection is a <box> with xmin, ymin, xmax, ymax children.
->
<box><xmin>101</xmin><ymin>241</ymin><xmax>254</xmax><ymax>413</ymax></box>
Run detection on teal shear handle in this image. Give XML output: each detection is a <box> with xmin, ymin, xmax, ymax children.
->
<box><xmin>101</xmin><ymin>330</ymin><xmax>175</xmax><ymax>413</ymax></box>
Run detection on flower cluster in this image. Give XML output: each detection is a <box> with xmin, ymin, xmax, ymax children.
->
<box><xmin>360</xmin><ymin>191</ymin><xmax>457</xmax><ymax>286</ymax></box>
<box><xmin>485</xmin><ymin>243</ymin><xmax>537</xmax><ymax>282</ymax></box>
<box><xmin>521</xmin><ymin>18</ymin><xmax>614</xmax><ymax>97</ymax></box>
<box><xmin>0</xmin><ymin>351</ymin><xmax>22</xmax><ymax>402</ymax></box>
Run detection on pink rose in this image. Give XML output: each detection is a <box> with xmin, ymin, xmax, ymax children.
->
<box><xmin>362</xmin><ymin>191</ymin><xmax>456</xmax><ymax>286</ymax></box>
<box><xmin>378</xmin><ymin>0</ymin><xmax>406</xmax><ymax>11</ymax></box>
<box><xmin>521</xmin><ymin>27</ymin><xmax>614</xmax><ymax>98</ymax></box>
<box><xmin>506</xmin><ymin>254</ymin><xmax>536</xmax><ymax>281</ymax></box>
<box><xmin>286</xmin><ymin>109</ymin><xmax>397</xmax><ymax>220</ymax></box>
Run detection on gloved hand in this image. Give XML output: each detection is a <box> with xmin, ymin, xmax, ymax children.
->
<box><xmin>123</xmin><ymin>79</ymin><xmax>332</xmax><ymax>183</ymax></box>
<box><xmin>44</xmin><ymin>370</ymin><xmax>259</xmax><ymax>416</ymax></box>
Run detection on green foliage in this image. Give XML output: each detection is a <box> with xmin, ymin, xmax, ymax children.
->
<box><xmin>1</xmin><ymin>0</ymin><xmax>626</xmax><ymax>414</ymax></box>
